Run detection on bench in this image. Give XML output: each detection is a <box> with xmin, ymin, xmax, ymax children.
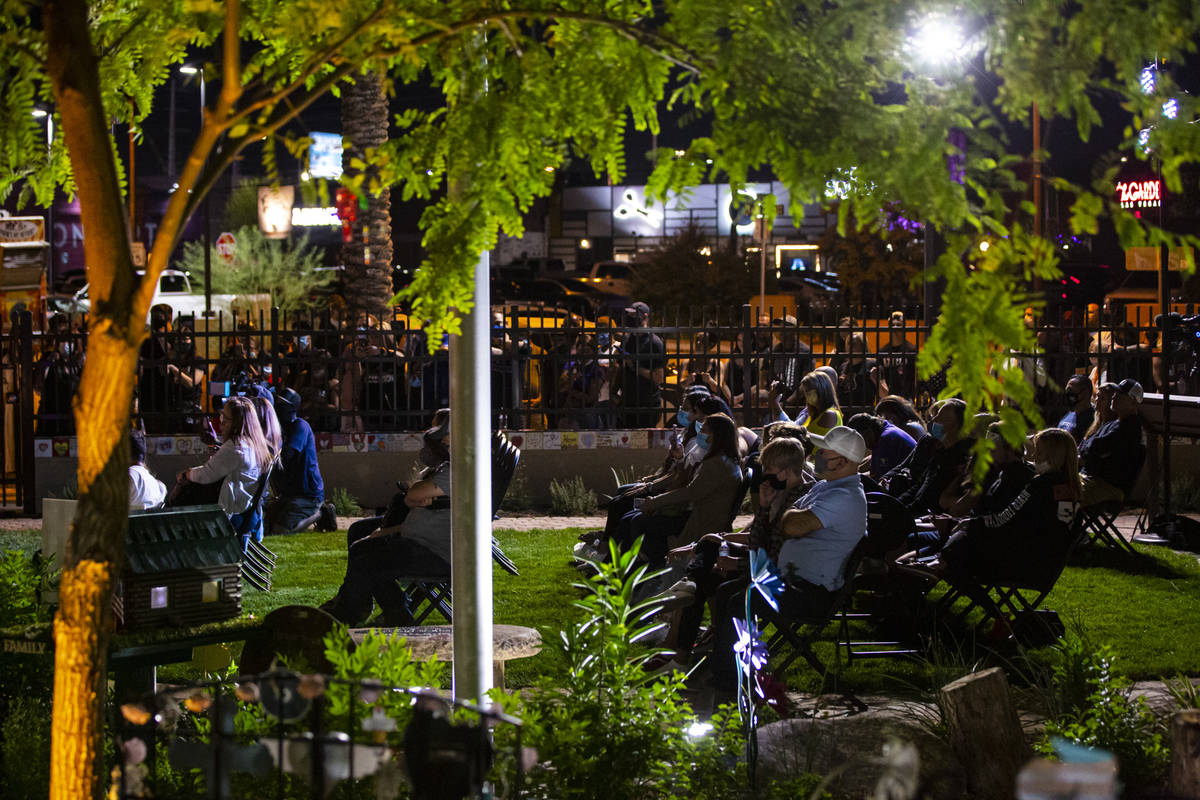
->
<box><xmin>348</xmin><ymin>623</ymin><xmax>542</xmax><ymax>689</ymax></box>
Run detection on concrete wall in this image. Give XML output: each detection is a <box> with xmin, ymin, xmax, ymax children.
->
<box><xmin>33</xmin><ymin>435</ymin><xmax>1200</xmax><ymax>515</ymax></box>
<box><xmin>34</xmin><ymin>442</ymin><xmax>667</xmax><ymax>514</ymax></box>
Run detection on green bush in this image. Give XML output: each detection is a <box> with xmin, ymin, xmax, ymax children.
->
<box><xmin>1037</xmin><ymin>638</ymin><xmax>1169</xmax><ymax>789</ymax></box>
<box><xmin>548</xmin><ymin>475</ymin><xmax>596</xmax><ymax>516</ymax></box>
<box><xmin>0</xmin><ymin>694</ymin><xmax>51</xmax><ymax>798</ymax></box>
<box><xmin>328</xmin><ymin>487</ymin><xmax>364</xmax><ymax>518</ymax></box>
<box><xmin>499</xmin><ymin>463</ymin><xmax>535</xmax><ymax>512</ymax></box>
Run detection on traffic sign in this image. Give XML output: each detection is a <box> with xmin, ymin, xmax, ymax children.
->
<box><xmin>215</xmin><ymin>231</ymin><xmax>237</xmax><ymax>264</ymax></box>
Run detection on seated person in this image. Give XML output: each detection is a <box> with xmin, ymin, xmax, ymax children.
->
<box><xmin>936</xmin><ymin>427</ymin><xmax>1081</xmax><ymax>589</ymax></box>
<box><xmin>709</xmin><ymin>426</ymin><xmax>868</xmax><ymax>693</ymax></box>
<box><xmin>128</xmin><ymin>429</ymin><xmax>167</xmax><ymax>510</ymax></box>
<box><xmin>1077</xmin><ymin>379</ymin><xmax>1145</xmax><ymax>507</ymax></box>
<box><xmin>875</xmin><ymin>395</ymin><xmax>927</xmax><ymax>442</ymax></box>
<box><xmin>653</xmin><ymin>436</ymin><xmax>812</xmax><ymax>668</ymax></box>
<box><xmin>768</xmin><ymin>370</ymin><xmax>842</xmax><ymax>434</ymax></box>
<box><xmin>613</xmin><ymin>413</ymin><xmax>743</xmax><ymax>568</ymax></box>
<box><xmin>885</xmin><ymin>398</ymin><xmax>974</xmax><ymax>514</ymax></box>
<box><xmin>1055</xmin><ymin>375</ymin><xmax>1094</xmax><ymax>441</ymax></box>
<box><xmin>901</xmin><ymin>422</ymin><xmax>1035</xmax><ymax>556</ymax></box>
<box><xmin>321</xmin><ymin>413</ymin><xmax>452</xmax><ymax>626</ymax></box>
<box><xmin>575</xmin><ymin>393</ymin><xmax>715</xmax><ymax>561</ymax></box>
<box><xmin>845</xmin><ymin>412</ymin><xmax>916</xmax><ymax>482</ymax></box>
<box><xmin>170</xmin><ymin>396</ymin><xmax>271</xmax><ymax>535</ymax></box>
<box><xmin>264</xmin><ymin>388</ymin><xmax>326</xmax><ymax>535</ymax></box>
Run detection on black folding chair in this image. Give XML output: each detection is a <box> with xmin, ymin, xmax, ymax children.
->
<box><xmin>763</xmin><ymin>538</ymin><xmax>871</xmax><ymax>682</ymax></box>
<box><xmin>401</xmin><ymin>432</ymin><xmax>523</xmax><ymax>623</ymax></box>
<box><xmin>239</xmin><ymin>462</ymin><xmax>277</xmax><ymax>592</ymax></box>
<box><xmin>837</xmin><ymin>493</ymin><xmax>922</xmax><ymax>664</ymax></box>
<box><xmin>1077</xmin><ymin>500</ymin><xmax>1137</xmax><ymax>554</ymax></box>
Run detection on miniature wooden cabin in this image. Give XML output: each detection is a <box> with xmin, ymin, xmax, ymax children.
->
<box><xmin>115</xmin><ymin>505</ymin><xmax>243</xmax><ymax>630</ymax></box>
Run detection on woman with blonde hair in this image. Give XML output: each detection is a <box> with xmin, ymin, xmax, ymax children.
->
<box><xmin>769</xmin><ymin>369</ymin><xmax>842</xmax><ymax>435</ymax></box>
<box><xmin>937</xmin><ymin>426</ymin><xmax>1081</xmax><ymax>586</ymax></box>
<box><xmin>173</xmin><ymin>395</ymin><xmax>272</xmax><ymax>534</ymax></box>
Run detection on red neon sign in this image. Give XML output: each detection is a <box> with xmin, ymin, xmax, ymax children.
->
<box><xmin>1115</xmin><ymin>178</ymin><xmax>1161</xmax><ymax>209</ymax></box>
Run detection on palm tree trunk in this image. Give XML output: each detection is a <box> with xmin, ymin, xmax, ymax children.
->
<box><xmin>340</xmin><ymin>71</ymin><xmax>393</xmax><ymax>320</ymax></box>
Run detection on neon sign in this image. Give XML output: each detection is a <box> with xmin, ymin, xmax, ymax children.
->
<box><xmin>1115</xmin><ymin>179</ymin><xmax>1161</xmax><ymax>209</ymax></box>
<box><xmin>614</xmin><ymin>190</ymin><xmax>662</xmax><ymax>229</ymax></box>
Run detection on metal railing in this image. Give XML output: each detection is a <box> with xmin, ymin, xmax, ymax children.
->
<box><xmin>9</xmin><ymin>302</ymin><xmax>1200</xmax><ymax>442</ymax></box>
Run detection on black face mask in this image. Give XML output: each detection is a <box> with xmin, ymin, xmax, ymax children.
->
<box><xmin>762</xmin><ymin>472</ymin><xmax>788</xmax><ymax>490</ymax></box>
<box><xmin>419</xmin><ymin>444</ymin><xmax>446</xmax><ymax>468</ymax></box>
<box><xmin>1064</xmin><ymin>391</ymin><xmax>1079</xmax><ymax>406</ymax></box>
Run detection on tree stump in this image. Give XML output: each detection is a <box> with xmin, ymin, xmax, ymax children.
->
<box><xmin>1169</xmin><ymin>709</ymin><xmax>1200</xmax><ymax>798</ymax></box>
<box><xmin>938</xmin><ymin>667</ymin><xmax>1027</xmax><ymax>800</ymax></box>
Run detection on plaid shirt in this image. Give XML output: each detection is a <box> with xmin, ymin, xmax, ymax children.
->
<box><xmin>747</xmin><ymin>484</ymin><xmax>809</xmax><ymax>562</ymax></box>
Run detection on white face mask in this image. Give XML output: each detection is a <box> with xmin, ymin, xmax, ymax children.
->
<box><xmin>1034</xmin><ymin>460</ymin><xmax>1053</xmax><ymax>475</ymax></box>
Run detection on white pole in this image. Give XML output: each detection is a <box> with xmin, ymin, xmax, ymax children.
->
<box><xmin>450</xmin><ymin>250</ymin><xmax>493</xmax><ymax>702</ymax></box>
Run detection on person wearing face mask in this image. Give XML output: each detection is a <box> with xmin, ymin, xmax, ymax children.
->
<box><xmin>935</xmin><ymin>428</ymin><xmax>1080</xmax><ymax>589</ymax></box>
<box><xmin>885</xmin><ymin>398</ymin><xmax>974</xmax><ymax>515</ymax></box>
<box><xmin>709</xmin><ymin>426</ymin><xmax>867</xmax><ymax>694</ymax></box>
<box><xmin>612</xmin><ymin>413</ymin><xmax>743</xmax><ymax>570</ymax></box>
<box><xmin>1077</xmin><ymin>379</ymin><xmax>1146</xmax><ymax>507</ymax></box>
<box><xmin>769</xmin><ymin>370</ymin><xmax>842</xmax><ymax>434</ymax></box>
<box><xmin>647</xmin><ymin>437</ymin><xmax>813</xmax><ymax>671</ymax></box>
<box><xmin>1055</xmin><ymin>375</ymin><xmax>1094</xmax><ymax>442</ymax></box>
<box><xmin>900</xmin><ymin>422</ymin><xmax>1035</xmax><ymax>557</ymax></box>
<box><xmin>263</xmin><ymin>388</ymin><xmax>326</xmax><ymax>535</ymax></box>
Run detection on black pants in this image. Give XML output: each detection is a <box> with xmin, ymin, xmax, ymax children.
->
<box><xmin>614</xmin><ymin>509</ymin><xmax>688</xmax><ymax>567</ymax></box>
<box><xmin>710</xmin><ymin>577</ymin><xmax>834</xmax><ymax>691</ymax></box>
<box><xmin>675</xmin><ymin>540</ymin><xmax>734</xmax><ymax>656</ymax></box>
<box><xmin>327</xmin><ymin>532</ymin><xmax>450</xmax><ymax>625</ymax></box>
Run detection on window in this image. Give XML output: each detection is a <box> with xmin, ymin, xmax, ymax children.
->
<box><xmin>201</xmin><ymin>580</ymin><xmax>221</xmax><ymax>603</ymax></box>
<box><xmin>149</xmin><ymin>586</ymin><xmax>169</xmax><ymax>609</ymax></box>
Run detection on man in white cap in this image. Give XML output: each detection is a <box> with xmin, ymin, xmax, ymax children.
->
<box><xmin>710</xmin><ymin>425</ymin><xmax>867</xmax><ymax>692</ymax></box>
<box><xmin>1078</xmin><ymin>378</ymin><xmax>1145</xmax><ymax>506</ymax></box>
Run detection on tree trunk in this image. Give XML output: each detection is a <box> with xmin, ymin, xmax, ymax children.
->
<box><xmin>340</xmin><ymin>71</ymin><xmax>393</xmax><ymax>320</ymax></box>
<box><xmin>1170</xmin><ymin>709</ymin><xmax>1200</xmax><ymax>798</ymax></box>
<box><xmin>44</xmin><ymin>0</ymin><xmax>146</xmax><ymax>796</ymax></box>
<box><xmin>938</xmin><ymin>667</ymin><xmax>1027</xmax><ymax>800</ymax></box>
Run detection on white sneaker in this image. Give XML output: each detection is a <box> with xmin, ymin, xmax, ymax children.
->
<box><xmin>573</xmin><ymin>541</ymin><xmax>604</xmax><ymax>562</ymax></box>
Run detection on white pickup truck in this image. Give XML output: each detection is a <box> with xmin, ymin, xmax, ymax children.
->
<box><xmin>61</xmin><ymin>269</ymin><xmax>269</xmax><ymax>323</ymax></box>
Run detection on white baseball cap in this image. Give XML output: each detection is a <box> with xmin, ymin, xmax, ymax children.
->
<box><xmin>808</xmin><ymin>426</ymin><xmax>867</xmax><ymax>463</ymax></box>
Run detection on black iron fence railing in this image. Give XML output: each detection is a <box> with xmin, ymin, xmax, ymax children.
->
<box><xmin>10</xmin><ymin>302</ymin><xmax>1200</xmax><ymax>439</ymax></box>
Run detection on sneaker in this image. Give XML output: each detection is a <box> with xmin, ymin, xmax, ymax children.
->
<box><xmin>573</xmin><ymin>541</ymin><xmax>603</xmax><ymax>562</ymax></box>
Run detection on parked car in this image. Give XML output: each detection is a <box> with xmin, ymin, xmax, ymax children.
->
<box><xmin>585</xmin><ymin>261</ymin><xmax>637</xmax><ymax>297</ymax></box>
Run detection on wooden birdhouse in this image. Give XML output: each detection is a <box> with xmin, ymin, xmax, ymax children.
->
<box><xmin>115</xmin><ymin>505</ymin><xmax>243</xmax><ymax>630</ymax></box>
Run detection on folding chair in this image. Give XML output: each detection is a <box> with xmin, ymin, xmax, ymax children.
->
<box><xmin>398</xmin><ymin>432</ymin><xmax>523</xmax><ymax>623</ymax></box>
<box><xmin>764</xmin><ymin>538</ymin><xmax>871</xmax><ymax>679</ymax></box>
<box><xmin>239</xmin><ymin>462</ymin><xmax>277</xmax><ymax>592</ymax></box>
<box><xmin>1077</xmin><ymin>500</ymin><xmax>1137</xmax><ymax>554</ymax></box>
<box><xmin>837</xmin><ymin>493</ymin><xmax>922</xmax><ymax>664</ymax></box>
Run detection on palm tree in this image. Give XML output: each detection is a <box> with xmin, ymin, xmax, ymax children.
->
<box><xmin>339</xmin><ymin>71</ymin><xmax>393</xmax><ymax>318</ymax></box>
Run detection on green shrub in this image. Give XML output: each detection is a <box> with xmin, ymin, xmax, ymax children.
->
<box><xmin>328</xmin><ymin>486</ymin><xmax>364</xmax><ymax>518</ymax></box>
<box><xmin>1037</xmin><ymin>639</ymin><xmax>1169</xmax><ymax>789</ymax></box>
<box><xmin>548</xmin><ymin>475</ymin><xmax>596</xmax><ymax>515</ymax></box>
<box><xmin>0</xmin><ymin>549</ymin><xmax>49</xmax><ymax>628</ymax></box>
<box><xmin>0</xmin><ymin>694</ymin><xmax>51</xmax><ymax>798</ymax></box>
<box><xmin>499</xmin><ymin>463</ymin><xmax>535</xmax><ymax>512</ymax></box>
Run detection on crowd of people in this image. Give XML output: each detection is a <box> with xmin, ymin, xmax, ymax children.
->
<box><xmin>565</xmin><ymin>355</ymin><xmax>1155</xmax><ymax>702</ymax></box>
<box><xmin>25</xmin><ymin>299</ymin><xmax>1199</xmax><ymax>437</ymax></box>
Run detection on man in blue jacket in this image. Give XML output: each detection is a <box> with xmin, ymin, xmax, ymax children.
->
<box><xmin>265</xmin><ymin>387</ymin><xmax>326</xmax><ymax>534</ymax></box>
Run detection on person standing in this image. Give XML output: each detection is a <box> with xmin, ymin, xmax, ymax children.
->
<box><xmin>617</xmin><ymin>301</ymin><xmax>666</xmax><ymax>428</ymax></box>
<box><xmin>878</xmin><ymin>310</ymin><xmax>918</xmax><ymax>400</ymax></box>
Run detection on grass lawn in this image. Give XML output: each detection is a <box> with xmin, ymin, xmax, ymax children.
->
<box><xmin>4</xmin><ymin>525</ymin><xmax>1199</xmax><ymax>690</ymax></box>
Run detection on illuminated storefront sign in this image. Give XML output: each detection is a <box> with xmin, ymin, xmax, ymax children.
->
<box><xmin>1115</xmin><ymin>178</ymin><xmax>1161</xmax><ymax>209</ymax></box>
<box><xmin>291</xmin><ymin>207</ymin><xmax>339</xmax><ymax>227</ymax></box>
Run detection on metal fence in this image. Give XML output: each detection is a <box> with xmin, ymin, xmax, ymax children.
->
<box><xmin>8</xmin><ymin>300</ymin><xmax>1200</xmax><ymax>447</ymax></box>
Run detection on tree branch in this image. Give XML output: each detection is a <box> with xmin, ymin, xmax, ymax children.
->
<box><xmin>98</xmin><ymin>10</ymin><xmax>152</xmax><ymax>59</ymax></box>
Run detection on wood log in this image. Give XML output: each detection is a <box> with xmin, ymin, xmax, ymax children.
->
<box><xmin>938</xmin><ymin>667</ymin><xmax>1027</xmax><ymax>800</ymax></box>
<box><xmin>1169</xmin><ymin>709</ymin><xmax>1200</xmax><ymax>798</ymax></box>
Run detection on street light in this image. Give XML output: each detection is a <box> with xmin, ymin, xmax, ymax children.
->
<box><xmin>179</xmin><ymin>64</ymin><xmax>213</xmax><ymax>315</ymax></box>
<box><xmin>31</xmin><ymin>106</ymin><xmax>56</xmax><ymax>286</ymax></box>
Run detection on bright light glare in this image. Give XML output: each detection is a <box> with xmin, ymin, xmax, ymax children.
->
<box><xmin>1139</xmin><ymin>65</ymin><xmax>1156</xmax><ymax>95</ymax></box>
<box><xmin>1162</xmin><ymin>98</ymin><xmax>1179</xmax><ymax>120</ymax></box>
<box><xmin>179</xmin><ymin>65</ymin><xmax>199</xmax><ymax>75</ymax></box>
<box><xmin>686</xmin><ymin>722</ymin><xmax>714</xmax><ymax>738</ymax></box>
<box><xmin>979</xmin><ymin>241</ymin><xmax>990</xmax><ymax>252</ymax></box>
<box><xmin>1138</xmin><ymin>127</ymin><xmax>1152</xmax><ymax>152</ymax></box>
<box><xmin>299</xmin><ymin>171</ymin><xmax>311</xmax><ymax>182</ymax></box>
<box><xmin>31</xmin><ymin>108</ymin><xmax>48</xmax><ymax>118</ymax></box>
<box><xmin>908</xmin><ymin>13</ymin><xmax>972</xmax><ymax>70</ymax></box>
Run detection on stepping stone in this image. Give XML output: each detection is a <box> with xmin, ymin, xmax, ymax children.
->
<box><xmin>348</xmin><ymin>624</ymin><xmax>542</xmax><ymax>689</ymax></box>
